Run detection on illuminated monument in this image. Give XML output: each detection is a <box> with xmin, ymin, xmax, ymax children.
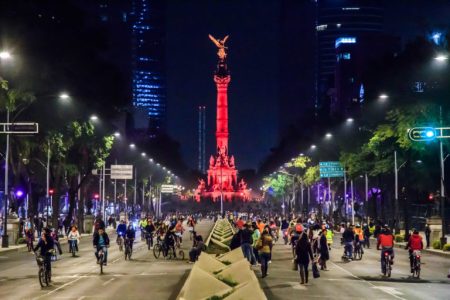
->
<box><xmin>195</xmin><ymin>35</ymin><xmax>249</xmax><ymax>202</ymax></box>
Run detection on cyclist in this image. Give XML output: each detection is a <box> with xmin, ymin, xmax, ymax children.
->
<box><xmin>25</xmin><ymin>227</ymin><xmax>35</xmax><ymax>252</ymax></box>
<box><xmin>33</xmin><ymin>229</ymin><xmax>54</xmax><ymax>280</ymax></box>
<box><xmin>405</xmin><ymin>229</ymin><xmax>423</xmax><ymax>273</ymax></box>
<box><xmin>125</xmin><ymin>224</ymin><xmax>136</xmax><ymax>253</ymax></box>
<box><xmin>377</xmin><ymin>225</ymin><xmax>395</xmax><ymax>274</ymax></box>
<box><xmin>51</xmin><ymin>228</ymin><xmax>63</xmax><ymax>255</ymax></box>
<box><xmin>342</xmin><ymin>225</ymin><xmax>354</xmax><ymax>260</ymax></box>
<box><xmin>144</xmin><ymin>219</ymin><xmax>156</xmax><ymax>249</ymax></box>
<box><xmin>363</xmin><ymin>223</ymin><xmax>371</xmax><ymax>248</ymax></box>
<box><xmin>93</xmin><ymin>227</ymin><xmax>110</xmax><ymax>266</ymax></box>
<box><xmin>67</xmin><ymin>225</ymin><xmax>80</xmax><ymax>255</ymax></box>
<box><xmin>116</xmin><ymin>220</ymin><xmax>126</xmax><ymax>242</ymax></box>
<box><xmin>354</xmin><ymin>224</ymin><xmax>364</xmax><ymax>255</ymax></box>
<box><xmin>175</xmin><ymin>219</ymin><xmax>184</xmax><ymax>245</ymax></box>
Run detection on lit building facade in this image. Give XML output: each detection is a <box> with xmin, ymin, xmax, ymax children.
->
<box><xmin>130</xmin><ymin>0</ymin><xmax>166</xmax><ymax>136</ymax></box>
<box><xmin>315</xmin><ymin>0</ymin><xmax>384</xmax><ymax>117</ymax></box>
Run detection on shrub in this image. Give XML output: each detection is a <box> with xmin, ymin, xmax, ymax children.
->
<box><xmin>442</xmin><ymin>244</ymin><xmax>450</xmax><ymax>251</ymax></box>
<box><xmin>218</xmin><ymin>275</ymin><xmax>238</xmax><ymax>287</ymax></box>
<box><xmin>394</xmin><ymin>234</ymin><xmax>404</xmax><ymax>243</ymax></box>
<box><xmin>432</xmin><ymin>240</ymin><xmax>441</xmax><ymax>250</ymax></box>
<box><xmin>16</xmin><ymin>237</ymin><xmax>27</xmax><ymax>245</ymax></box>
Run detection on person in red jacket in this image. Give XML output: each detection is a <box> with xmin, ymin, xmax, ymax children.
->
<box><xmin>405</xmin><ymin>230</ymin><xmax>423</xmax><ymax>273</ymax></box>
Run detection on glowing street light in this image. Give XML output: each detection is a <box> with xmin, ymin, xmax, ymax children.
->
<box><xmin>113</xmin><ymin>132</ymin><xmax>120</xmax><ymax>137</ymax></box>
<box><xmin>325</xmin><ymin>133</ymin><xmax>333</xmax><ymax>139</ymax></box>
<box><xmin>141</xmin><ymin>152</ymin><xmax>146</xmax><ymax>157</ymax></box>
<box><xmin>0</xmin><ymin>51</ymin><xmax>12</xmax><ymax>60</ymax></box>
<box><xmin>59</xmin><ymin>93</ymin><xmax>70</xmax><ymax>100</ymax></box>
<box><xmin>90</xmin><ymin>115</ymin><xmax>98</xmax><ymax>121</ymax></box>
<box><xmin>379</xmin><ymin>94</ymin><xmax>388</xmax><ymax>100</ymax></box>
<box><xmin>129</xmin><ymin>143</ymin><xmax>136</xmax><ymax>148</ymax></box>
<box><xmin>311</xmin><ymin>144</ymin><xmax>317</xmax><ymax>149</ymax></box>
<box><xmin>434</xmin><ymin>54</ymin><xmax>448</xmax><ymax>62</ymax></box>
<box><xmin>346</xmin><ymin>117</ymin><xmax>354</xmax><ymax>123</ymax></box>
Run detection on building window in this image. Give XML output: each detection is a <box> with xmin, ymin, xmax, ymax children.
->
<box><xmin>335</xmin><ymin>37</ymin><xmax>356</xmax><ymax>48</ymax></box>
<box><xmin>316</xmin><ymin>24</ymin><xmax>327</xmax><ymax>31</ymax></box>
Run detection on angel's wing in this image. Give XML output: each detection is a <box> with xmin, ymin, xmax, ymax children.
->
<box><xmin>208</xmin><ymin>34</ymin><xmax>221</xmax><ymax>48</ymax></box>
<box><xmin>222</xmin><ymin>35</ymin><xmax>229</xmax><ymax>45</ymax></box>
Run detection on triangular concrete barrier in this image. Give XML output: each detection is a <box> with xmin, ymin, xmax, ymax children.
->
<box><xmin>224</xmin><ymin>280</ymin><xmax>267</xmax><ymax>300</ymax></box>
<box><xmin>216</xmin><ymin>258</ymin><xmax>253</xmax><ymax>284</ymax></box>
<box><xmin>218</xmin><ymin>247</ymin><xmax>245</xmax><ymax>264</ymax></box>
<box><xmin>196</xmin><ymin>253</ymin><xmax>226</xmax><ymax>273</ymax></box>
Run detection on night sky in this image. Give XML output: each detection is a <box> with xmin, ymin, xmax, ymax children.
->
<box><xmin>166</xmin><ymin>0</ymin><xmax>450</xmax><ymax>172</ymax></box>
<box><xmin>166</xmin><ymin>0</ymin><xmax>280</xmax><ymax>170</ymax></box>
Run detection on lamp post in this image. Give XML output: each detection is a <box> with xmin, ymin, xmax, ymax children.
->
<box><xmin>394</xmin><ymin>151</ymin><xmax>406</xmax><ymax>234</ymax></box>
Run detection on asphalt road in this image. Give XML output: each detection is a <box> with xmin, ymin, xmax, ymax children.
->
<box><xmin>257</xmin><ymin>234</ymin><xmax>450</xmax><ymax>300</ymax></box>
<box><xmin>0</xmin><ymin>219</ymin><xmax>213</xmax><ymax>300</ymax></box>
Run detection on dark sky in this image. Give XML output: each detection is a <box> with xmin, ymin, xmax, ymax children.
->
<box><xmin>166</xmin><ymin>0</ymin><xmax>280</xmax><ymax>170</ymax></box>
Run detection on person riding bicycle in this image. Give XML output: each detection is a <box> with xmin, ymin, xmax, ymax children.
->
<box><xmin>342</xmin><ymin>225</ymin><xmax>355</xmax><ymax>260</ymax></box>
<box><xmin>33</xmin><ymin>229</ymin><xmax>54</xmax><ymax>279</ymax></box>
<box><xmin>116</xmin><ymin>220</ymin><xmax>127</xmax><ymax>242</ymax></box>
<box><xmin>51</xmin><ymin>228</ymin><xmax>63</xmax><ymax>255</ymax></box>
<box><xmin>163</xmin><ymin>225</ymin><xmax>177</xmax><ymax>258</ymax></box>
<box><xmin>175</xmin><ymin>219</ymin><xmax>184</xmax><ymax>245</ymax></box>
<box><xmin>125</xmin><ymin>224</ymin><xmax>136</xmax><ymax>252</ymax></box>
<box><xmin>363</xmin><ymin>223</ymin><xmax>371</xmax><ymax>248</ymax></box>
<box><xmin>144</xmin><ymin>219</ymin><xmax>156</xmax><ymax>248</ymax></box>
<box><xmin>377</xmin><ymin>225</ymin><xmax>395</xmax><ymax>274</ymax></box>
<box><xmin>67</xmin><ymin>225</ymin><xmax>80</xmax><ymax>254</ymax></box>
<box><xmin>405</xmin><ymin>229</ymin><xmax>423</xmax><ymax>273</ymax></box>
<box><xmin>354</xmin><ymin>224</ymin><xmax>364</xmax><ymax>255</ymax></box>
<box><xmin>25</xmin><ymin>227</ymin><xmax>35</xmax><ymax>251</ymax></box>
<box><xmin>93</xmin><ymin>228</ymin><xmax>110</xmax><ymax>266</ymax></box>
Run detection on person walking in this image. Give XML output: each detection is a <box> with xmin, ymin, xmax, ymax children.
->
<box><xmin>257</xmin><ymin>226</ymin><xmax>273</xmax><ymax>278</ymax></box>
<box><xmin>295</xmin><ymin>232</ymin><xmax>314</xmax><ymax>284</ymax></box>
<box><xmin>318</xmin><ymin>229</ymin><xmax>329</xmax><ymax>270</ymax></box>
<box><xmin>239</xmin><ymin>223</ymin><xmax>255</xmax><ymax>264</ymax></box>
<box><xmin>424</xmin><ymin>224</ymin><xmax>431</xmax><ymax>248</ymax></box>
<box><xmin>252</xmin><ymin>222</ymin><xmax>261</xmax><ymax>265</ymax></box>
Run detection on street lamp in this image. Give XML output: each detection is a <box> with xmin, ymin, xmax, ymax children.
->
<box><xmin>90</xmin><ymin>115</ymin><xmax>98</xmax><ymax>121</ymax></box>
<box><xmin>346</xmin><ymin>117</ymin><xmax>354</xmax><ymax>123</ymax></box>
<box><xmin>325</xmin><ymin>133</ymin><xmax>333</xmax><ymax>139</ymax></box>
<box><xmin>310</xmin><ymin>144</ymin><xmax>317</xmax><ymax>149</ymax></box>
<box><xmin>0</xmin><ymin>51</ymin><xmax>11</xmax><ymax>60</ymax></box>
<box><xmin>129</xmin><ymin>143</ymin><xmax>136</xmax><ymax>148</ymax></box>
<box><xmin>379</xmin><ymin>94</ymin><xmax>388</xmax><ymax>101</ymax></box>
<box><xmin>434</xmin><ymin>54</ymin><xmax>448</xmax><ymax>62</ymax></box>
<box><xmin>141</xmin><ymin>152</ymin><xmax>146</xmax><ymax>157</ymax></box>
<box><xmin>59</xmin><ymin>93</ymin><xmax>70</xmax><ymax>100</ymax></box>
<box><xmin>113</xmin><ymin>131</ymin><xmax>120</xmax><ymax>137</ymax></box>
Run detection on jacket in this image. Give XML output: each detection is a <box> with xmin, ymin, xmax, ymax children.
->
<box><xmin>252</xmin><ymin>229</ymin><xmax>260</xmax><ymax>248</ymax></box>
<box><xmin>116</xmin><ymin>224</ymin><xmax>127</xmax><ymax>236</ymax></box>
<box><xmin>354</xmin><ymin>228</ymin><xmax>363</xmax><ymax>241</ymax></box>
<box><xmin>258</xmin><ymin>234</ymin><xmax>272</xmax><ymax>254</ymax></box>
<box><xmin>407</xmin><ymin>234</ymin><xmax>423</xmax><ymax>251</ymax></box>
<box><xmin>93</xmin><ymin>232</ymin><xmax>110</xmax><ymax>248</ymax></box>
<box><xmin>33</xmin><ymin>235</ymin><xmax>55</xmax><ymax>256</ymax></box>
<box><xmin>342</xmin><ymin>228</ymin><xmax>355</xmax><ymax>243</ymax></box>
<box><xmin>239</xmin><ymin>228</ymin><xmax>253</xmax><ymax>244</ymax></box>
<box><xmin>325</xmin><ymin>229</ymin><xmax>334</xmax><ymax>244</ymax></box>
<box><xmin>125</xmin><ymin>228</ymin><xmax>136</xmax><ymax>239</ymax></box>
<box><xmin>295</xmin><ymin>235</ymin><xmax>313</xmax><ymax>264</ymax></box>
<box><xmin>377</xmin><ymin>233</ymin><xmax>394</xmax><ymax>248</ymax></box>
<box><xmin>68</xmin><ymin>230</ymin><xmax>80</xmax><ymax>241</ymax></box>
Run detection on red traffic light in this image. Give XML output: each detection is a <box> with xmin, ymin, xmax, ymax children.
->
<box><xmin>94</xmin><ymin>193</ymin><xmax>99</xmax><ymax>199</ymax></box>
<box><xmin>48</xmin><ymin>189</ymin><xmax>54</xmax><ymax>195</ymax></box>
<box><xmin>428</xmin><ymin>193</ymin><xmax>434</xmax><ymax>201</ymax></box>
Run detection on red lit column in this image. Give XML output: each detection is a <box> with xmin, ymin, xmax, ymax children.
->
<box><xmin>214</xmin><ymin>75</ymin><xmax>231</xmax><ymax>155</ymax></box>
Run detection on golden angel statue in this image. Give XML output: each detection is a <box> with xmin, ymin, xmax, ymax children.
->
<box><xmin>208</xmin><ymin>34</ymin><xmax>229</xmax><ymax>60</ymax></box>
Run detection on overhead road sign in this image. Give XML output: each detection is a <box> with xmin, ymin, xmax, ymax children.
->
<box><xmin>319</xmin><ymin>161</ymin><xmax>344</xmax><ymax>178</ymax></box>
<box><xmin>161</xmin><ymin>184</ymin><xmax>176</xmax><ymax>194</ymax></box>
<box><xmin>408</xmin><ymin>127</ymin><xmax>450</xmax><ymax>141</ymax></box>
<box><xmin>0</xmin><ymin>122</ymin><xmax>39</xmax><ymax>134</ymax></box>
<box><xmin>111</xmin><ymin>165</ymin><xmax>133</xmax><ymax>180</ymax></box>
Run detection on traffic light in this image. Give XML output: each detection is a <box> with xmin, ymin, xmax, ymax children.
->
<box><xmin>428</xmin><ymin>193</ymin><xmax>434</xmax><ymax>201</ymax></box>
<box><xmin>94</xmin><ymin>193</ymin><xmax>99</xmax><ymax>200</ymax></box>
<box><xmin>48</xmin><ymin>189</ymin><xmax>54</xmax><ymax>196</ymax></box>
<box><xmin>408</xmin><ymin>127</ymin><xmax>436</xmax><ymax>141</ymax></box>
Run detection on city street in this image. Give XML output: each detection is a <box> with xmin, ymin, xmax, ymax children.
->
<box><xmin>258</xmin><ymin>235</ymin><xmax>450</xmax><ymax>300</ymax></box>
<box><xmin>0</xmin><ymin>219</ymin><xmax>213</xmax><ymax>300</ymax></box>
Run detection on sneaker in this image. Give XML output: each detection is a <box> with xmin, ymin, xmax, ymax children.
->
<box><xmin>268</xmin><ymin>260</ymin><xmax>272</xmax><ymax>264</ymax></box>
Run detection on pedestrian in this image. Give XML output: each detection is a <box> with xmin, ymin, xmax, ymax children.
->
<box><xmin>363</xmin><ymin>223</ymin><xmax>371</xmax><ymax>248</ymax></box>
<box><xmin>188</xmin><ymin>235</ymin><xmax>204</xmax><ymax>263</ymax></box>
<box><xmin>257</xmin><ymin>226</ymin><xmax>273</xmax><ymax>278</ymax></box>
<box><xmin>318</xmin><ymin>229</ymin><xmax>329</xmax><ymax>270</ymax></box>
<box><xmin>239</xmin><ymin>223</ymin><xmax>255</xmax><ymax>264</ymax></box>
<box><xmin>424</xmin><ymin>223</ymin><xmax>431</xmax><ymax>248</ymax></box>
<box><xmin>325</xmin><ymin>227</ymin><xmax>334</xmax><ymax>250</ymax></box>
<box><xmin>252</xmin><ymin>222</ymin><xmax>260</xmax><ymax>265</ymax></box>
<box><xmin>295</xmin><ymin>232</ymin><xmax>314</xmax><ymax>284</ymax></box>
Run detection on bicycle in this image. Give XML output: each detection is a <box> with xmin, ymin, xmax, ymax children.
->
<box><xmin>146</xmin><ymin>232</ymin><xmax>153</xmax><ymax>250</ymax></box>
<box><xmin>342</xmin><ymin>243</ymin><xmax>353</xmax><ymax>262</ymax></box>
<box><xmin>117</xmin><ymin>234</ymin><xmax>124</xmax><ymax>252</ymax></box>
<box><xmin>153</xmin><ymin>236</ymin><xmax>163</xmax><ymax>259</ymax></box>
<box><xmin>124</xmin><ymin>238</ymin><xmax>133</xmax><ymax>260</ymax></box>
<box><xmin>35</xmin><ymin>252</ymin><xmax>51</xmax><ymax>287</ymax></box>
<box><xmin>98</xmin><ymin>248</ymin><xmax>105</xmax><ymax>275</ymax></box>
<box><xmin>26</xmin><ymin>237</ymin><xmax>34</xmax><ymax>252</ymax></box>
<box><xmin>353</xmin><ymin>242</ymin><xmax>363</xmax><ymax>260</ymax></box>
<box><xmin>69</xmin><ymin>240</ymin><xmax>77</xmax><ymax>257</ymax></box>
<box><xmin>412</xmin><ymin>250</ymin><xmax>421</xmax><ymax>278</ymax></box>
<box><xmin>381</xmin><ymin>250</ymin><xmax>392</xmax><ymax>277</ymax></box>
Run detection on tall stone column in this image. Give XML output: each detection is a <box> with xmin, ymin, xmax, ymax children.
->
<box><xmin>215</xmin><ymin>75</ymin><xmax>231</xmax><ymax>155</ymax></box>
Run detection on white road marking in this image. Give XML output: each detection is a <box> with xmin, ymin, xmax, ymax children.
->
<box><xmin>32</xmin><ymin>274</ymin><xmax>84</xmax><ymax>300</ymax></box>
<box><xmin>102</xmin><ymin>278</ymin><xmax>115</xmax><ymax>286</ymax></box>
<box><xmin>329</xmin><ymin>261</ymin><xmax>406</xmax><ymax>300</ymax></box>
<box><xmin>287</xmin><ymin>281</ymin><xmax>307</xmax><ymax>290</ymax></box>
<box><xmin>373</xmin><ymin>286</ymin><xmax>404</xmax><ymax>296</ymax></box>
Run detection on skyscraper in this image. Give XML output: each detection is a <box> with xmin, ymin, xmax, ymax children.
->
<box><xmin>130</xmin><ymin>0</ymin><xmax>166</xmax><ymax>137</ymax></box>
<box><xmin>315</xmin><ymin>0</ymin><xmax>384</xmax><ymax>117</ymax></box>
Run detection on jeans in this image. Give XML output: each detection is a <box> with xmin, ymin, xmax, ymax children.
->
<box><xmin>253</xmin><ymin>247</ymin><xmax>260</xmax><ymax>264</ymax></box>
<box><xmin>364</xmin><ymin>236</ymin><xmax>370</xmax><ymax>248</ymax></box>
<box><xmin>260</xmin><ymin>252</ymin><xmax>270</xmax><ymax>277</ymax></box>
<box><xmin>344</xmin><ymin>242</ymin><xmax>353</xmax><ymax>258</ymax></box>
<box><xmin>44</xmin><ymin>254</ymin><xmax>52</xmax><ymax>276</ymax></box>
<box><xmin>380</xmin><ymin>247</ymin><xmax>394</xmax><ymax>272</ymax></box>
<box><xmin>189</xmin><ymin>248</ymin><xmax>200</xmax><ymax>262</ymax></box>
<box><xmin>69</xmin><ymin>240</ymin><xmax>78</xmax><ymax>252</ymax></box>
<box><xmin>95</xmin><ymin>246</ymin><xmax>108</xmax><ymax>263</ymax></box>
<box><xmin>241</xmin><ymin>243</ymin><xmax>255</xmax><ymax>264</ymax></box>
<box><xmin>298</xmin><ymin>262</ymin><xmax>309</xmax><ymax>283</ymax></box>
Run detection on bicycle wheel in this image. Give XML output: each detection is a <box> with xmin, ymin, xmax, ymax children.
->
<box><xmin>38</xmin><ymin>268</ymin><xmax>46</xmax><ymax>287</ymax></box>
<box><xmin>413</xmin><ymin>260</ymin><xmax>420</xmax><ymax>278</ymax></box>
<box><xmin>148</xmin><ymin>238</ymin><xmax>151</xmax><ymax>250</ymax></box>
<box><xmin>358</xmin><ymin>250</ymin><xmax>363</xmax><ymax>260</ymax></box>
<box><xmin>99</xmin><ymin>254</ymin><xmax>104</xmax><ymax>274</ymax></box>
<box><xmin>386</xmin><ymin>259</ymin><xmax>391</xmax><ymax>277</ymax></box>
<box><xmin>153</xmin><ymin>244</ymin><xmax>161</xmax><ymax>259</ymax></box>
<box><xmin>46</xmin><ymin>269</ymin><xmax>51</xmax><ymax>284</ymax></box>
<box><xmin>124</xmin><ymin>247</ymin><xmax>129</xmax><ymax>260</ymax></box>
<box><xmin>178</xmin><ymin>250</ymin><xmax>185</xmax><ymax>260</ymax></box>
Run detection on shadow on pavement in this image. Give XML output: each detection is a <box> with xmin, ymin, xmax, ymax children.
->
<box><xmin>359</xmin><ymin>275</ymin><xmax>449</xmax><ymax>284</ymax></box>
<box><xmin>168</xmin><ymin>269</ymin><xmax>190</xmax><ymax>300</ymax></box>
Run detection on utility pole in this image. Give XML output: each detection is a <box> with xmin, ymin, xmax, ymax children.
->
<box><xmin>365</xmin><ymin>173</ymin><xmax>368</xmax><ymax>223</ymax></box>
<box><xmin>343</xmin><ymin>167</ymin><xmax>347</xmax><ymax>221</ymax></box>
<box><xmin>439</xmin><ymin>106</ymin><xmax>447</xmax><ymax>246</ymax></box>
<box><xmin>2</xmin><ymin>109</ymin><xmax>10</xmax><ymax>248</ymax></box>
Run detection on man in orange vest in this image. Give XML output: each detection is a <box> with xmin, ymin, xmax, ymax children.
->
<box><xmin>405</xmin><ymin>230</ymin><xmax>423</xmax><ymax>273</ymax></box>
<box><xmin>354</xmin><ymin>224</ymin><xmax>364</xmax><ymax>254</ymax></box>
<box><xmin>377</xmin><ymin>225</ymin><xmax>395</xmax><ymax>274</ymax></box>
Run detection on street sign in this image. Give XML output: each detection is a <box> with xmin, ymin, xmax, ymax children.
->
<box><xmin>408</xmin><ymin>127</ymin><xmax>450</xmax><ymax>141</ymax></box>
<box><xmin>0</xmin><ymin>122</ymin><xmax>39</xmax><ymax>134</ymax></box>
<box><xmin>319</xmin><ymin>161</ymin><xmax>344</xmax><ymax>178</ymax></box>
<box><xmin>161</xmin><ymin>184</ymin><xmax>176</xmax><ymax>194</ymax></box>
<box><xmin>110</xmin><ymin>165</ymin><xmax>133</xmax><ymax>179</ymax></box>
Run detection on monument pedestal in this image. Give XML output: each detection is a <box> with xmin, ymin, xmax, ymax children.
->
<box><xmin>427</xmin><ymin>216</ymin><xmax>444</xmax><ymax>247</ymax></box>
<box><xmin>83</xmin><ymin>215</ymin><xmax>94</xmax><ymax>234</ymax></box>
<box><xmin>7</xmin><ymin>216</ymin><xmax>20</xmax><ymax>245</ymax></box>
